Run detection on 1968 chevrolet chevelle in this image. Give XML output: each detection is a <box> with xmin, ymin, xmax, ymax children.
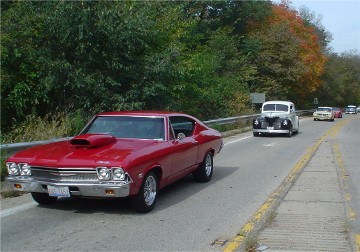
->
<box><xmin>5</xmin><ymin>111</ymin><xmax>223</xmax><ymax>212</ymax></box>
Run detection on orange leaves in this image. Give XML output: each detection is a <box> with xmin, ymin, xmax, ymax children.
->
<box><xmin>270</xmin><ymin>2</ymin><xmax>327</xmax><ymax>98</ymax></box>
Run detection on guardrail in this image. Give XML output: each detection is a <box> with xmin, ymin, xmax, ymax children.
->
<box><xmin>0</xmin><ymin>110</ymin><xmax>314</xmax><ymax>158</ymax></box>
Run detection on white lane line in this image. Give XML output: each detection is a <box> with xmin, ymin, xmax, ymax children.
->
<box><xmin>224</xmin><ymin>136</ymin><xmax>252</xmax><ymax>146</ymax></box>
<box><xmin>1</xmin><ymin>201</ymin><xmax>37</xmax><ymax>218</ymax></box>
<box><xmin>263</xmin><ymin>142</ymin><xmax>278</xmax><ymax>147</ymax></box>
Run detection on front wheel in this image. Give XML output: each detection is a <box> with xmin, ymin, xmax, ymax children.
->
<box><xmin>286</xmin><ymin>125</ymin><xmax>293</xmax><ymax>138</ymax></box>
<box><xmin>131</xmin><ymin>172</ymin><xmax>158</xmax><ymax>213</ymax></box>
<box><xmin>31</xmin><ymin>192</ymin><xmax>58</xmax><ymax>205</ymax></box>
<box><xmin>193</xmin><ymin>152</ymin><xmax>213</xmax><ymax>182</ymax></box>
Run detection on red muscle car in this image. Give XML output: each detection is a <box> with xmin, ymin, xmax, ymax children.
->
<box><xmin>333</xmin><ymin>107</ymin><xmax>343</xmax><ymax>118</ymax></box>
<box><xmin>5</xmin><ymin>111</ymin><xmax>223</xmax><ymax>212</ymax></box>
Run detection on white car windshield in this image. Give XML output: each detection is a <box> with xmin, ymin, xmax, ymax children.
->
<box><xmin>317</xmin><ymin>108</ymin><xmax>332</xmax><ymax>112</ymax></box>
<box><xmin>263</xmin><ymin>104</ymin><xmax>289</xmax><ymax>112</ymax></box>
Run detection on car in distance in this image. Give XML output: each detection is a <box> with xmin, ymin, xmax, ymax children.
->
<box><xmin>252</xmin><ymin>101</ymin><xmax>299</xmax><ymax>137</ymax></box>
<box><xmin>346</xmin><ymin>105</ymin><xmax>357</xmax><ymax>114</ymax></box>
<box><xmin>313</xmin><ymin>107</ymin><xmax>335</xmax><ymax>121</ymax></box>
<box><xmin>332</xmin><ymin>107</ymin><xmax>343</xmax><ymax>118</ymax></box>
<box><xmin>5</xmin><ymin>111</ymin><xmax>223</xmax><ymax>213</ymax></box>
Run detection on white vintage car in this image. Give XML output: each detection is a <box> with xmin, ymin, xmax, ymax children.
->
<box><xmin>253</xmin><ymin>101</ymin><xmax>299</xmax><ymax>137</ymax></box>
<box><xmin>313</xmin><ymin>107</ymin><xmax>335</xmax><ymax>121</ymax></box>
<box><xmin>346</xmin><ymin>105</ymin><xmax>357</xmax><ymax>114</ymax></box>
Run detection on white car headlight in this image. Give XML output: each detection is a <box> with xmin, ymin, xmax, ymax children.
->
<box><xmin>96</xmin><ymin>167</ymin><xmax>111</xmax><ymax>180</ymax></box>
<box><xmin>254</xmin><ymin>120</ymin><xmax>259</xmax><ymax>125</ymax></box>
<box><xmin>19</xmin><ymin>163</ymin><xmax>31</xmax><ymax>176</ymax></box>
<box><xmin>283</xmin><ymin>120</ymin><xmax>288</xmax><ymax>126</ymax></box>
<box><xmin>7</xmin><ymin>162</ymin><xmax>19</xmax><ymax>175</ymax></box>
<box><xmin>112</xmin><ymin>168</ymin><xmax>125</xmax><ymax>181</ymax></box>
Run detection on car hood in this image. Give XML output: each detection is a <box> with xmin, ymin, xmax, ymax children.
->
<box><xmin>9</xmin><ymin>134</ymin><xmax>161</xmax><ymax>168</ymax></box>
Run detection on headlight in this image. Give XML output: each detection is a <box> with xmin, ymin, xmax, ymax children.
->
<box><xmin>254</xmin><ymin>120</ymin><xmax>259</xmax><ymax>125</ymax></box>
<box><xmin>96</xmin><ymin>167</ymin><xmax>111</xmax><ymax>180</ymax></box>
<box><xmin>7</xmin><ymin>162</ymin><xmax>19</xmax><ymax>175</ymax></box>
<box><xmin>19</xmin><ymin>163</ymin><xmax>31</xmax><ymax>176</ymax></box>
<box><xmin>112</xmin><ymin>168</ymin><xmax>125</xmax><ymax>181</ymax></box>
<box><xmin>283</xmin><ymin>120</ymin><xmax>288</xmax><ymax>126</ymax></box>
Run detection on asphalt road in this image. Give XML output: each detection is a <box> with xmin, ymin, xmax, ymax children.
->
<box><xmin>1</xmin><ymin>114</ymin><xmax>359</xmax><ymax>252</ymax></box>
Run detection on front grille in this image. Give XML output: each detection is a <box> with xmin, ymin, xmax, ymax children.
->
<box><xmin>31</xmin><ymin>167</ymin><xmax>98</xmax><ymax>182</ymax></box>
<box><xmin>261</xmin><ymin>122</ymin><xmax>269</xmax><ymax>128</ymax></box>
<box><xmin>273</xmin><ymin>122</ymin><xmax>281</xmax><ymax>129</ymax></box>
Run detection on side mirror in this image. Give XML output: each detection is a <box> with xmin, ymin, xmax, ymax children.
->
<box><xmin>176</xmin><ymin>133</ymin><xmax>186</xmax><ymax>140</ymax></box>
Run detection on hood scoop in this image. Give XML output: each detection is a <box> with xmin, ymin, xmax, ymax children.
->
<box><xmin>70</xmin><ymin>134</ymin><xmax>116</xmax><ymax>148</ymax></box>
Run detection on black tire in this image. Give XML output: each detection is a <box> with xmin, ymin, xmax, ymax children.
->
<box><xmin>31</xmin><ymin>192</ymin><xmax>58</xmax><ymax>205</ymax></box>
<box><xmin>193</xmin><ymin>152</ymin><xmax>213</xmax><ymax>182</ymax></box>
<box><xmin>253</xmin><ymin>132</ymin><xmax>260</xmax><ymax>137</ymax></box>
<box><xmin>286</xmin><ymin>125</ymin><xmax>293</xmax><ymax>138</ymax></box>
<box><xmin>131</xmin><ymin>172</ymin><xmax>158</xmax><ymax>213</ymax></box>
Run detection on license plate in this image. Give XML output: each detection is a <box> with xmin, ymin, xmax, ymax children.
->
<box><xmin>267</xmin><ymin>127</ymin><xmax>274</xmax><ymax>130</ymax></box>
<box><xmin>48</xmin><ymin>185</ymin><xmax>70</xmax><ymax>197</ymax></box>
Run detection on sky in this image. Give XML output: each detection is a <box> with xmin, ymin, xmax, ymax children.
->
<box><xmin>279</xmin><ymin>0</ymin><xmax>360</xmax><ymax>54</ymax></box>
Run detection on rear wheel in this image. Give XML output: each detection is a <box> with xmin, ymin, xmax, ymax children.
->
<box><xmin>31</xmin><ymin>192</ymin><xmax>58</xmax><ymax>205</ymax></box>
<box><xmin>131</xmin><ymin>172</ymin><xmax>158</xmax><ymax>213</ymax></box>
<box><xmin>193</xmin><ymin>152</ymin><xmax>213</xmax><ymax>182</ymax></box>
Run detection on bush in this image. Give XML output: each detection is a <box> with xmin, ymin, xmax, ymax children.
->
<box><xmin>1</xmin><ymin>111</ymin><xmax>88</xmax><ymax>182</ymax></box>
<box><xmin>1</xmin><ymin>111</ymin><xmax>87</xmax><ymax>144</ymax></box>
<box><xmin>1</xmin><ymin>150</ymin><xmax>8</xmax><ymax>181</ymax></box>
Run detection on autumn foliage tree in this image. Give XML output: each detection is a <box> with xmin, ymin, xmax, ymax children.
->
<box><xmin>245</xmin><ymin>1</ymin><xmax>327</xmax><ymax>105</ymax></box>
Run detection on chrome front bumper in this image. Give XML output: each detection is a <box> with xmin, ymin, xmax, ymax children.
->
<box><xmin>314</xmin><ymin>115</ymin><xmax>332</xmax><ymax>120</ymax></box>
<box><xmin>253</xmin><ymin>129</ymin><xmax>290</xmax><ymax>134</ymax></box>
<box><xmin>6</xmin><ymin>177</ymin><xmax>131</xmax><ymax>198</ymax></box>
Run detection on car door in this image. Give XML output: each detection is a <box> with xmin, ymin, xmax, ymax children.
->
<box><xmin>168</xmin><ymin>116</ymin><xmax>198</xmax><ymax>179</ymax></box>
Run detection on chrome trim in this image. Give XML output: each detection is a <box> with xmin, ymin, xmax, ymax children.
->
<box><xmin>5</xmin><ymin>176</ymin><xmax>131</xmax><ymax>197</ymax></box>
<box><xmin>253</xmin><ymin>129</ymin><xmax>290</xmax><ymax>134</ymax></box>
<box><xmin>5</xmin><ymin>166</ymin><xmax>133</xmax><ymax>198</ymax></box>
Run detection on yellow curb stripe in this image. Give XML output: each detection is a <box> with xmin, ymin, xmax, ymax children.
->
<box><xmin>223</xmin><ymin>118</ymin><xmax>351</xmax><ymax>252</ymax></box>
<box><xmin>355</xmin><ymin>234</ymin><xmax>360</xmax><ymax>252</ymax></box>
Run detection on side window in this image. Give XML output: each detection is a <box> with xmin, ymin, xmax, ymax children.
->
<box><xmin>169</xmin><ymin>116</ymin><xmax>195</xmax><ymax>137</ymax></box>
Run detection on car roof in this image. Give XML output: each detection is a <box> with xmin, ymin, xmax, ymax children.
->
<box><xmin>96</xmin><ymin>110</ymin><xmax>191</xmax><ymax>117</ymax></box>
<box><xmin>263</xmin><ymin>101</ymin><xmax>294</xmax><ymax>106</ymax></box>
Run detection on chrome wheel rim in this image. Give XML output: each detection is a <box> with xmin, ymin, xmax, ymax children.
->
<box><xmin>144</xmin><ymin>175</ymin><xmax>157</xmax><ymax>206</ymax></box>
<box><xmin>205</xmin><ymin>154</ymin><xmax>213</xmax><ymax>177</ymax></box>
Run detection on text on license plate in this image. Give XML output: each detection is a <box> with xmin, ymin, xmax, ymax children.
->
<box><xmin>48</xmin><ymin>185</ymin><xmax>70</xmax><ymax>197</ymax></box>
<box><xmin>267</xmin><ymin>127</ymin><xmax>274</xmax><ymax>130</ymax></box>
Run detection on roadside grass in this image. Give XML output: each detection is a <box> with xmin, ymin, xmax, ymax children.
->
<box><xmin>264</xmin><ymin>210</ymin><xmax>277</xmax><ymax>227</ymax></box>
<box><xmin>342</xmin><ymin>219</ymin><xmax>351</xmax><ymax>235</ymax></box>
<box><xmin>1</xmin><ymin>190</ymin><xmax>25</xmax><ymax>198</ymax></box>
<box><xmin>242</xmin><ymin>210</ymin><xmax>278</xmax><ymax>251</ymax></box>
<box><xmin>1</xmin><ymin>111</ymin><xmax>87</xmax><ymax>184</ymax></box>
<box><xmin>243</xmin><ymin>235</ymin><xmax>258</xmax><ymax>252</ymax></box>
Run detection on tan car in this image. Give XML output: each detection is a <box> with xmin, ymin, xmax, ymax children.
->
<box><xmin>313</xmin><ymin>107</ymin><xmax>335</xmax><ymax>121</ymax></box>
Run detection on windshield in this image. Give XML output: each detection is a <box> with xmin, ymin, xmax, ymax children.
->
<box><xmin>263</xmin><ymin>104</ymin><xmax>289</xmax><ymax>112</ymax></box>
<box><xmin>81</xmin><ymin>116</ymin><xmax>166</xmax><ymax>140</ymax></box>
<box><xmin>317</xmin><ymin>108</ymin><xmax>332</xmax><ymax>112</ymax></box>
